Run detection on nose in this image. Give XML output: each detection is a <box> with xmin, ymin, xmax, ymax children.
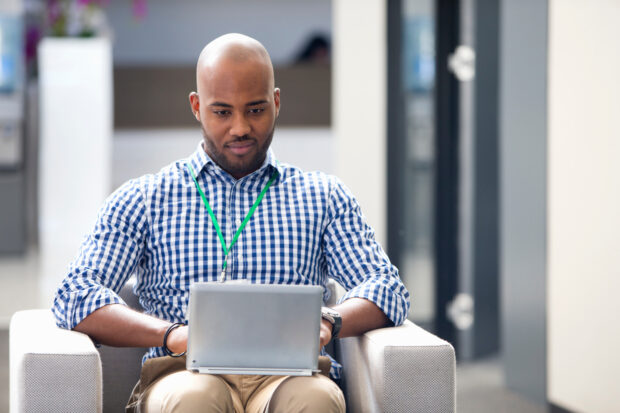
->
<box><xmin>229</xmin><ymin>112</ymin><xmax>251</xmax><ymax>137</ymax></box>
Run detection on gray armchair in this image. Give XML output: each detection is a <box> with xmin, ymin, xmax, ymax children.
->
<box><xmin>10</xmin><ymin>281</ymin><xmax>456</xmax><ymax>413</ymax></box>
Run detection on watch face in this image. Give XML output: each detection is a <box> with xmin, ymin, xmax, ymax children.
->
<box><xmin>324</xmin><ymin>309</ymin><xmax>338</xmax><ymax>318</ymax></box>
<box><xmin>322</xmin><ymin>307</ymin><xmax>340</xmax><ymax>320</ymax></box>
<box><xmin>322</xmin><ymin>307</ymin><xmax>342</xmax><ymax>339</ymax></box>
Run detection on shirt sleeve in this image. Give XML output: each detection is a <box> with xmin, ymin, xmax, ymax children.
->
<box><xmin>52</xmin><ymin>178</ymin><xmax>148</xmax><ymax>330</ymax></box>
<box><xmin>322</xmin><ymin>178</ymin><xmax>411</xmax><ymax>326</ymax></box>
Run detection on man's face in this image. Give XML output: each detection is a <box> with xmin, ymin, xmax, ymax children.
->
<box><xmin>189</xmin><ymin>58</ymin><xmax>280</xmax><ymax>179</ymax></box>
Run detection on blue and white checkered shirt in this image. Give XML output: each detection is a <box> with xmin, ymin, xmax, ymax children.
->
<box><xmin>53</xmin><ymin>142</ymin><xmax>410</xmax><ymax>378</ymax></box>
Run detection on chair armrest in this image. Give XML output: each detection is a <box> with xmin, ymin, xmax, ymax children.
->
<box><xmin>10</xmin><ymin>309</ymin><xmax>102</xmax><ymax>413</ymax></box>
<box><xmin>336</xmin><ymin>320</ymin><xmax>456</xmax><ymax>413</ymax></box>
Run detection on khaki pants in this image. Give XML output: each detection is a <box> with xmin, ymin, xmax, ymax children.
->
<box><xmin>126</xmin><ymin>356</ymin><xmax>345</xmax><ymax>413</ymax></box>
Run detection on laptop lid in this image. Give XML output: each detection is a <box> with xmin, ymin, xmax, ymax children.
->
<box><xmin>187</xmin><ymin>282</ymin><xmax>323</xmax><ymax>376</ymax></box>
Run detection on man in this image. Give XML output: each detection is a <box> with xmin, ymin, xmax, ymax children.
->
<box><xmin>53</xmin><ymin>33</ymin><xmax>410</xmax><ymax>413</ymax></box>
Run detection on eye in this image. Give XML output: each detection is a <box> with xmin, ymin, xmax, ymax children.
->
<box><xmin>213</xmin><ymin>110</ymin><xmax>230</xmax><ymax>117</ymax></box>
<box><xmin>248</xmin><ymin>108</ymin><xmax>264</xmax><ymax>115</ymax></box>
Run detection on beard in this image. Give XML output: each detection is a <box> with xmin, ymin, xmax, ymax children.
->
<box><xmin>200</xmin><ymin>123</ymin><xmax>275</xmax><ymax>179</ymax></box>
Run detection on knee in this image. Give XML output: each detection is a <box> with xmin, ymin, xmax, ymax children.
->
<box><xmin>144</xmin><ymin>372</ymin><xmax>234</xmax><ymax>413</ymax></box>
<box><xmin>169</xmin><ymin>384</ymin><xmax>232</xmax><ymax>412</ymax></box>
<box><xmin>268</xmin><ymin>376</ymin><xmax>346</xmax><ymax>413</ymax></box>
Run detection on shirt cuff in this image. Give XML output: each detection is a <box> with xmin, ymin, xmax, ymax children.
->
<box><xmin>53</xmin><ymin>285</ymin><xmax>128</xmax><ymax>330</ymax></box>
<box><xmin>337</xmin><ymin>276</ymin><xmax>410</xmax><ymax>327</ymax></box>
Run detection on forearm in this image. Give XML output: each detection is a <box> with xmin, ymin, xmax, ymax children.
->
<box><xmin>73</xmin><ymin>303</ymin><xmax>170</xmax><ymax>348</ymax></box>
<box><xmin>332</xmin><ymin>297</ymin><xmax>392</xmax><ymax>338</ymax></box>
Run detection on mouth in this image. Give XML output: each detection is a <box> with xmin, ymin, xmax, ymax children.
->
<box><xmin>226</xmin><ymin>140</ymin><xmax>255</xmax><ymax>156</ymax></box>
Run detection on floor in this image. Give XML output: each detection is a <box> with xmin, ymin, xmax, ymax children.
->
<box><xmin>457</xmin><ymin>356</ymin><xmax>548</xmax><ymax>413</ymax></box>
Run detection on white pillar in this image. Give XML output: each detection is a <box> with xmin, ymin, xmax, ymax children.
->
<box><xmin>38</xmin><ymin>38</ymin><xmax>113</xmax><ymax>307</ymax></box>
<box><xmin>547</xmin><ymin>0</ymin><xmax>620</xmax><ymax>411</ymax></box>
<box><xmin>332</xmin><ymin>0</ymin><xmax>387</xmax><ymax>246</ymax></box>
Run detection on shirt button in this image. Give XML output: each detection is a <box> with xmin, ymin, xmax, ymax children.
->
<box><xmin>236</xmin><ymin>219</ymin><xmax>242</xmax><ymax>227</ymax></box>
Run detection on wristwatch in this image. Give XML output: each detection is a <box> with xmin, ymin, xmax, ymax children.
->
<box><xmin>321</xmin><ymin>307</ymin><xmax>342</xmax><ymax>340</ymax></box>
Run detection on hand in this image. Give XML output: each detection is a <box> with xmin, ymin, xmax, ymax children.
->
<box><xmin>165</xmin><ymin>324</ymin><xmax>188</xmax><ymax>355</ymax></box>
<box><xmin>319</xmin><ymin>319</ymin><xmax>333</xmax><ymax>348</ymax></box>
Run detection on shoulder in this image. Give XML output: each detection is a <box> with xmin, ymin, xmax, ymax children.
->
<box><xmin>125</xmin><ymin>158</ymin><xmax>191</xmax><ymax>197</ymax></box>
<box><xmin>104</xmin><ymin>158</ymin><xmax>191</xmax><ymax>214</ymax></box>
<box><xmin>277</xmin><ymin>162</ymin><xmax>345</xmax><ymax>195</ymax></box>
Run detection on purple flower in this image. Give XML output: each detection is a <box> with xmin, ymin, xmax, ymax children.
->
<box><xmin>46</xmin><ymin>0</ymin><xmax>62</xmax><ymax>23</ymax></box>
<box><xmin>45</xmin><ymin>0</ymin><xmax>144</xmax><ymax>37</ymax></box>
<box><xmin>25</xmin><ymin>26</ymin><xmax>41</xmax><ymax>63</ymax></box>
<box><xmin>133</xmin><ymin>0</ymin><xmax>147</xmax><ymax>20</ymax></box>
<box><xmin>76</xmin><ymin>0</ymin><xmax>111</xmax><ymax>6</ymax></box>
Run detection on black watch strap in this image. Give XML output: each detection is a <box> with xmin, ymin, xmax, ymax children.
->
<box><xmin>321</xmin><ymin>307</ymin><xmax>342</xmax><ymax>340</ymax></box>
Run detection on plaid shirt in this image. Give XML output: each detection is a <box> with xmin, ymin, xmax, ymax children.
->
<box><xmin>53</xmin><ymin>142</ymin><xmax>410</xmax><ymax>378</ymax></box>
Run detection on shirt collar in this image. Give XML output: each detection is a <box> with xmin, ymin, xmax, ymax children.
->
<box><xmin>187</xmin><ymin>141</ymin><xmax>283</xmax><ymax>184</ymax></box>
<box><xmin>187</xmin><ymin>141</ymin><xmax>210</xmax><ymax>176</ymax></box>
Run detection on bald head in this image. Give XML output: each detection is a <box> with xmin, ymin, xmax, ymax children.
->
<box><xmin>196</xmin><ymin>33</ymin><xmax>275</xmax><ymax>92</ymax></box>
<box><xmin>189</xmin><ymin>34</ymin><xmax>280</xmax><ymax>179</ymax></box>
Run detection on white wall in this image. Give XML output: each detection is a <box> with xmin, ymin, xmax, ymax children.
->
<box><xmin>547</xmin><ymin>0</ymin><xmax>620</xmax><ymax>412</ymax></box>
<box><xmin>332</xmin><ymin>0</ymin><xmax>387</xmax><ymax>245</ymax></box>
<box><xmin>112</xmin><ymin>128</ymin><xmax>334</xmax><ymax>190</ymax></box>
<box><xmin>106</xmin><ymin>0</ymin><xmax>332</xmax><ymax>66</ymax></box>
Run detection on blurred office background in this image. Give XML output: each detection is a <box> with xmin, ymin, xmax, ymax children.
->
<box><xmin>1</xmin><ymin>0</ymin><xmax>618</xmax><ymax>412</ymax></box>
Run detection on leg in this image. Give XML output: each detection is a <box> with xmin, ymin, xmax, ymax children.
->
<box><xmin>250</xmin><ymin>374</ymin><xmax>346</xmax><ymax>413</ymax></box>
<box><xmin>141</xmin><ymin>370</ymin><xmax>243</xmax><ymax>413</ymax></box>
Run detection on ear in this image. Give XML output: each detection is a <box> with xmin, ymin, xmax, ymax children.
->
<box><xmin>273</xmin><ymin>88</ymin><xmax>281</xmax><ymax>118</ymax></box>
<box><xmin>189</xmin><ymin>92</ymin><xmax>200</xmax><ymax>121</ymax></box>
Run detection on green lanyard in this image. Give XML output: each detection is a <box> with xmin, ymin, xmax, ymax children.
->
<box><xmin>186</xmin><ymin>162</ymin><xmax>278</xmax><ymax>282</ymax></box>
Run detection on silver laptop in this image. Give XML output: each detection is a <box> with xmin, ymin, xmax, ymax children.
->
<box><xmin>187</xmin><ymin>282</ymin><xmax>323</xmax><ymax>376</ymax></box>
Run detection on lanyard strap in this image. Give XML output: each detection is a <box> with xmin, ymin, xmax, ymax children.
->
<box><xmin>186</xmin><ymin>162</ymin><xmax>277</xmax><ymax>282</ymax></box>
